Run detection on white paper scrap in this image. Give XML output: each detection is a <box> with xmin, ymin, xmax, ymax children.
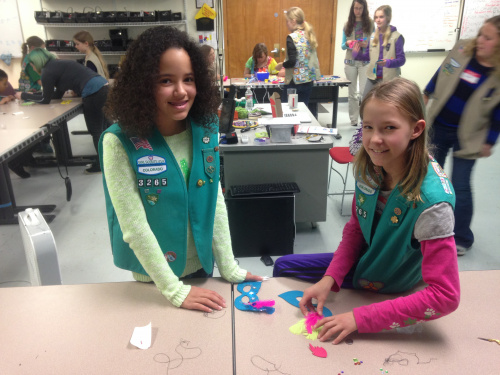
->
<box><xmin>130</xmin><ymin>322</ymin><xmax>152</xmax><ymax>350</ymax></box>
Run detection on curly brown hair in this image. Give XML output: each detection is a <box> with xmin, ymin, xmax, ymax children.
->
<box><xmin>104</xmin><ymin>26</ymin><xmax>220</xmax><ymax>138</ymax></box>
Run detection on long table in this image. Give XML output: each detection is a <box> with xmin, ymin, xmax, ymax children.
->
<box><xmin>0</xmin><ymin>271</ymin><xmax>498</xmax><ymax>374</ymax></box>
<box><xmin>0</xmin><ymin>99</ymin><xmax>83</xmax><ymax>224</ymax></box>
<box><xmin>220</xmin><ymin>102</ymin><xmax>333</xmax><ymax>224</ymax></box>
<box><xmin>229</xmin><ymin>76</ymin><xmax>350</xmax><ymax>138</ymax></box>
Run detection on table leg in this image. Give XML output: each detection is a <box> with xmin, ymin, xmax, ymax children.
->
<box><xmin>331</xmin><ymin>85</ymin><xmax>342</xmax><ymax>140</ymax></box>
<box><xmin>0</xmin><ymin>161</ymin><xmax>56</xmax><ymax>225</ymax></box>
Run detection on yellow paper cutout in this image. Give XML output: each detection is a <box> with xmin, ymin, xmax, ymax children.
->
<box><xmin>195</xmin><ymin>4</ymin><xmax>216</xmax><ymax>20</ymax></box>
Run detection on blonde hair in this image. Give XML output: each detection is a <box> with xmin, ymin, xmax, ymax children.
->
<box><xmin>355</xmin><ymin>78</ymin><xmax>429</xmax><ymax>203</ymax></box>
<box><xmin>73</xmin><ymin>30</ymin><xmax>109</xmax><ymax>79</ymax></box>
<box><xmin>21</xmin><ymin>36</ymin><xmax>44</xmax><ymax>66</ymax></box>
<box><xmin>464</xmin><ymin>15</ymin><xmax>500</xmax><ymax>79</ymax></box>
<box><xmin>286</xmin><ymin>7</ymin><xmax>318</xmax><ymax>50</ymax></box>
<box><xmin>372</xmin><ymin>5</ymin><xmax>392</xmax><ymax>47</ymax></box>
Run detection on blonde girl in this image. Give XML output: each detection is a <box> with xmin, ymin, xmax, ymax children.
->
<box><xmin>275</xmin><ymin>7</ymin><xmax>320</xmax><ymax>114</ymax></box>
<box><xmin>354</xmin><ymin>5</ymin><xmax>405</xmax><ymax>98</ymax></box>
<box><xmin>73</xmin><ymin>31</ymin><xmax>109</xmax><ymax>79</ymax></box>
<box><xmin>274</xmin><ymin>78</ymin><xmax>459</xmax><ymax>344</ymax></box>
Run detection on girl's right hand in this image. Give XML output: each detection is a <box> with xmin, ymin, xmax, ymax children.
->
<box><xmin>180</xmin><ymin>285</ymin><xmax>227</xmax><ymax>313</ymax></box>
<box><xmin>299</xmin><ymin>276</ymin><xmax>335</xmax><ymax>316</ymax></box>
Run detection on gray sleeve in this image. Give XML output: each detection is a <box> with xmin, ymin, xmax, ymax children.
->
<box><xmin>413</xmin><ymin>202</ymin><xmax>455</xmax><ymax>241</ymax></box>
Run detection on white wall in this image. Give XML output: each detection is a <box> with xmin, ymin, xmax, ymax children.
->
<box><xmin>2</xmin><ymin>0</ymin><xmax>448</xmax><ymax>97</ymax></box>
<box><xmin>334</xmin><ymin>0</ymin><xmax>448</xmax><ymax>98</ymax></box>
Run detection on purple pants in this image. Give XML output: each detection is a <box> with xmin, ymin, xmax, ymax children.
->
<box><xmin>273</xmin><ymin>253</ymin><xmax>355</xmax><ymax>288</ymax></box>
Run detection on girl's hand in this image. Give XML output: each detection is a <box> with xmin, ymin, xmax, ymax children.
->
<box><xmin>15</xmin><ymin>92</ymin><xmax>22</xmax><ymax>100</ymax></box>
<box><xmin>376</xmin><ymin>59</ymin><xmax>386</xmax><ymax>66</ymax></box>
<box><xmin>275</xmin><ymin>62</ymin><xmax>283</xmax><ymax>71</ymax></box>
<box><xmin>244</xmin><ymin>271</ymin><xmax>264</xmax><ymax>282</ymax></box>
<box><xmin>352</xmin><ymin>42</ymin><xmax>361</xmax><ymax>53</ymax></box>
<box><xmin>480</xmin><ymin>144</ymin><xmax>492</xmax><ymax>158</ymax></box>
<box><xmin>359</xmin><ymin>40</ymin><xmax>368</xmax><ymax>48</ymax></box>
<box><xmin>316</xmin><ymin>311</ymin><xmax>358</xmax><ymax>344</ymax></box>
<box><xmin>299</xmin><ymin>276</ymin><xmax>335</xmax><ymax>316</ymax></box>
<box><xmin>180</xmin><ymin>285</ymin><xmax>226</xmax><ymax>313</ymax></box>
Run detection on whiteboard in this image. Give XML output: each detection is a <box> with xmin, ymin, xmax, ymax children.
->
<box><xmin>0</xmin><ymin>0</ymin><xmax>23</xmax><ymax>58</ymax></box>
<box><xmin>460</xmin><ymin>0</ymin><xmax>500</xmax><ymax>39</ymax></box>
<box><xmin>366</xmin><ymin>0</ymin><xmax>461</xmax><ymax>52</ymax></box>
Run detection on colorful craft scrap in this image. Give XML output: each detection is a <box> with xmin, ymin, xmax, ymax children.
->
<box><xmin>309</xmin><ymin>343</ymin><xmax>327</xmax><ymax>358</ymax></box>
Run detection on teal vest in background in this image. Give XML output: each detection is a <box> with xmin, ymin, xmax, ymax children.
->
<box><xmin>99</xmin><ymin>120</ymin><xmax>220</xmax><ymax>277</ymax></box>
<box><xmin>353</xmin><ymin>161</ymin><xmax>455</xmax><ymax>293</ymax></box>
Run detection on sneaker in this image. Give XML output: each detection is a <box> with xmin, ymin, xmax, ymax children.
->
<box><xmin>456</xmin><ymin>245</ymin><xmax>470</xmax><ymax>256</ymax></box>
<box><xmin>84</xmin><ymin>164</ymin><xmax>101</xmax><ymax>175</ymax></box>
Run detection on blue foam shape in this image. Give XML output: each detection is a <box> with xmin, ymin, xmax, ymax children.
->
<box><xmin>235</xmin><ymin>281</ymin><xmax>274</xmax><ymax>314</ymax></box>
<box><xmin>278</xmin><ymin>290</ymin><xmax>332</xmax><ymax>317</ymax></box>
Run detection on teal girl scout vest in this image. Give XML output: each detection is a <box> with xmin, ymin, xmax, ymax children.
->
<box><xmin>99</xmin><ymin>120</ymin><xmax>220</xmax><ymax>277</ymax></box>
<box><xmin>353</xmin><ymin>161</ymin><xmax>455</xmax><ymax>293</ymax></box>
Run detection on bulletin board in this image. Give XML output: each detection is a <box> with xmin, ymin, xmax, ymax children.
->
<box><xmin>460</xmin><ymin>0</ymin><xmax>500</xmax><ymax>39</ymax></box>
<box><xmin>366</xmin><ymin>0</ymin><xmax>461</xmax><ymax>52</ymax></box>
<box><xmin>0</xmin><ymin>0</ymin><xmax>23</xmax><ymax>58</ymax></box>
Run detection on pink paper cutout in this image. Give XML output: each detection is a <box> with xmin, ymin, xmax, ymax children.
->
<box><xmin>309</xmin><ymin>344</ymin><xmax>327</xmax><ymax>358</ymax></box>
<box><xmin>305</xmin><ymin>312</ymin><xmax>323</xmax><ymax>334</ymax></box>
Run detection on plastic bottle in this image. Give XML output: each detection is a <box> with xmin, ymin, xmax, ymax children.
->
<box><xmin>245</xmin><ymin>86</ymin><xmax>254</xmax><ymax>110</ymax></box>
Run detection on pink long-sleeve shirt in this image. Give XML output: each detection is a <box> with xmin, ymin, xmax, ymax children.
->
<box><xmin>325</xmin><ymin>198</ymin><xmax>460</xmax><ymax>333</ymax></box>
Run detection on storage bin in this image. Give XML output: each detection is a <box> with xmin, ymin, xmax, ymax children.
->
<box><xmin>158</xmin><ymin>10</ymin><xmax>172</xmax><ymax>21</ymax></box>
<box><xmin>269</xmin><ymin>123</ymin><xmax>294</xmax><ymax>143</ymax></box>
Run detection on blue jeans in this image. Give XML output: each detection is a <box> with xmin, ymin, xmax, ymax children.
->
<box><xmin>430</xmin><ymin>123</ymin><xmax>476</xmax><ymax>248</ymax></box>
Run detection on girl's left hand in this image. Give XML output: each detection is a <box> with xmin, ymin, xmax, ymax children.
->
<box><xmin>15</xmin><ymin>92</ymin><xmax>22</xmax><ymax>100</ymax></box>
<box><xmin>244</xmin><ymin>271</ymin><xmax>264</xmax><ymax>282</ymax></box>
<box><xmin>376</xmin><ymin>59</ymin><xmax>386</xmax><ymax>66</ymax></box>
<box><xmin>315</xmin><ymin>311</ymin><xmax>358</xmax><ymax>344</ymax></box>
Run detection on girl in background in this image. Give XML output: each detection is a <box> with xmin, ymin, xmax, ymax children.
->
<box><xmin>354</xmin><ymin>5</ymin><xmax>405</xmax><ymax>98</ymax></box>
<box><xmin>424</xmin><ymin>16</ymin><xmax>500</xmax><ymax>256</ymax></box>
<box><xmin>274</xmin><ymin>78</ymin><xmax>459</xmax><ymax>344</ymax></box>
<box><xmin>243</xmin><ymin>43</ymin><xmax>279</xmax><ymax>78</ymax></box>
<box><xmin>73</xmin><ymin>30</ymin><xmax>110</xmax><ymax>79</ymax></box>
<box><xmin>101</xmin><ymin>26</ymin><xmax>262</xmax><ymax>312</ymax></box>
<box><xmin>16</xmin><ymin>48</ymin><xmax>109</xmax><ymax>174</ymax></box>
<box><xmin>200</xmin><ymin>44</ymin><xmax>220</xmax><ymax>80</ymax></box>
<box><xmin>342</xmin><ymin>0</ymin><xmax>373</xmax><ymax>127</ymax></box>
<box><xmin>18</xmin><ymin>36</ymin><xmax>44</xmax><ymax>92</ymax></box>
<box><xmin>275</xmin><ymin>7</ymin><xmax>320</xmax><ymax>111</ymax></box>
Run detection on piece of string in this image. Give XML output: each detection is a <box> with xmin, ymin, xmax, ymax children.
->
<box><xmin>154</xmin><ymin>339</ymin><xmax>202</xmax><ymax>375</ymax></box>
<box><xmin>383</xmin><ymin>351</ymin><xmax>437</xmax><ymax>366</ymax></box>
<box><xmin>251</xmin><ymin>355</ymin><xmax>291</xmax><ymax>374</ymax></box>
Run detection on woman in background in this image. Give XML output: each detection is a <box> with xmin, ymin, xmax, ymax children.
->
<box><xmin>424</xmin><ymin>16</ymin><xmax>500</xmax><ymax>256</ymax></box>
<box><xmin>342</xmin><ymin>0</ymin><xmax>373</xmax><ymax>127</ymax></box>
<box><xmin>243</xmin><ymin>43</ymin><xmax>279</xmax><ymax>78</ymax></box>
<box><xmin>275</xmin><ymin>7</ymin><xmax>320</xmax><ymax>110</ymax></box>
<box><xmin>73</xmin><ymin>30</ymin><xmax>110</xmax><ymax>79</ymax></box>
<box><xmin>18</xmin><ymin>35</ymin><xmax>44</xmax><ymax>92</ymax></box>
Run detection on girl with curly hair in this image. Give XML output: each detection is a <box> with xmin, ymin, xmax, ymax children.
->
<box><xmin>100</xmin><ymin>26</ymin><xmax>262</xmax><ymax>312</ymax></box>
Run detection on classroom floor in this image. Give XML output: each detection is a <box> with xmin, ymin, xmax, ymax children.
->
<box><xmin>1</xmin><ymin>102</ymin><xmax>499</xmax><ymax>288</ymax></box>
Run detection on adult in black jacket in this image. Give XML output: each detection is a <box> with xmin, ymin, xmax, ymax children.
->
<box><xmin>16</xmin><ymin>48</ymin><xmax>110</xmax><ymax>174</ymax></box>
